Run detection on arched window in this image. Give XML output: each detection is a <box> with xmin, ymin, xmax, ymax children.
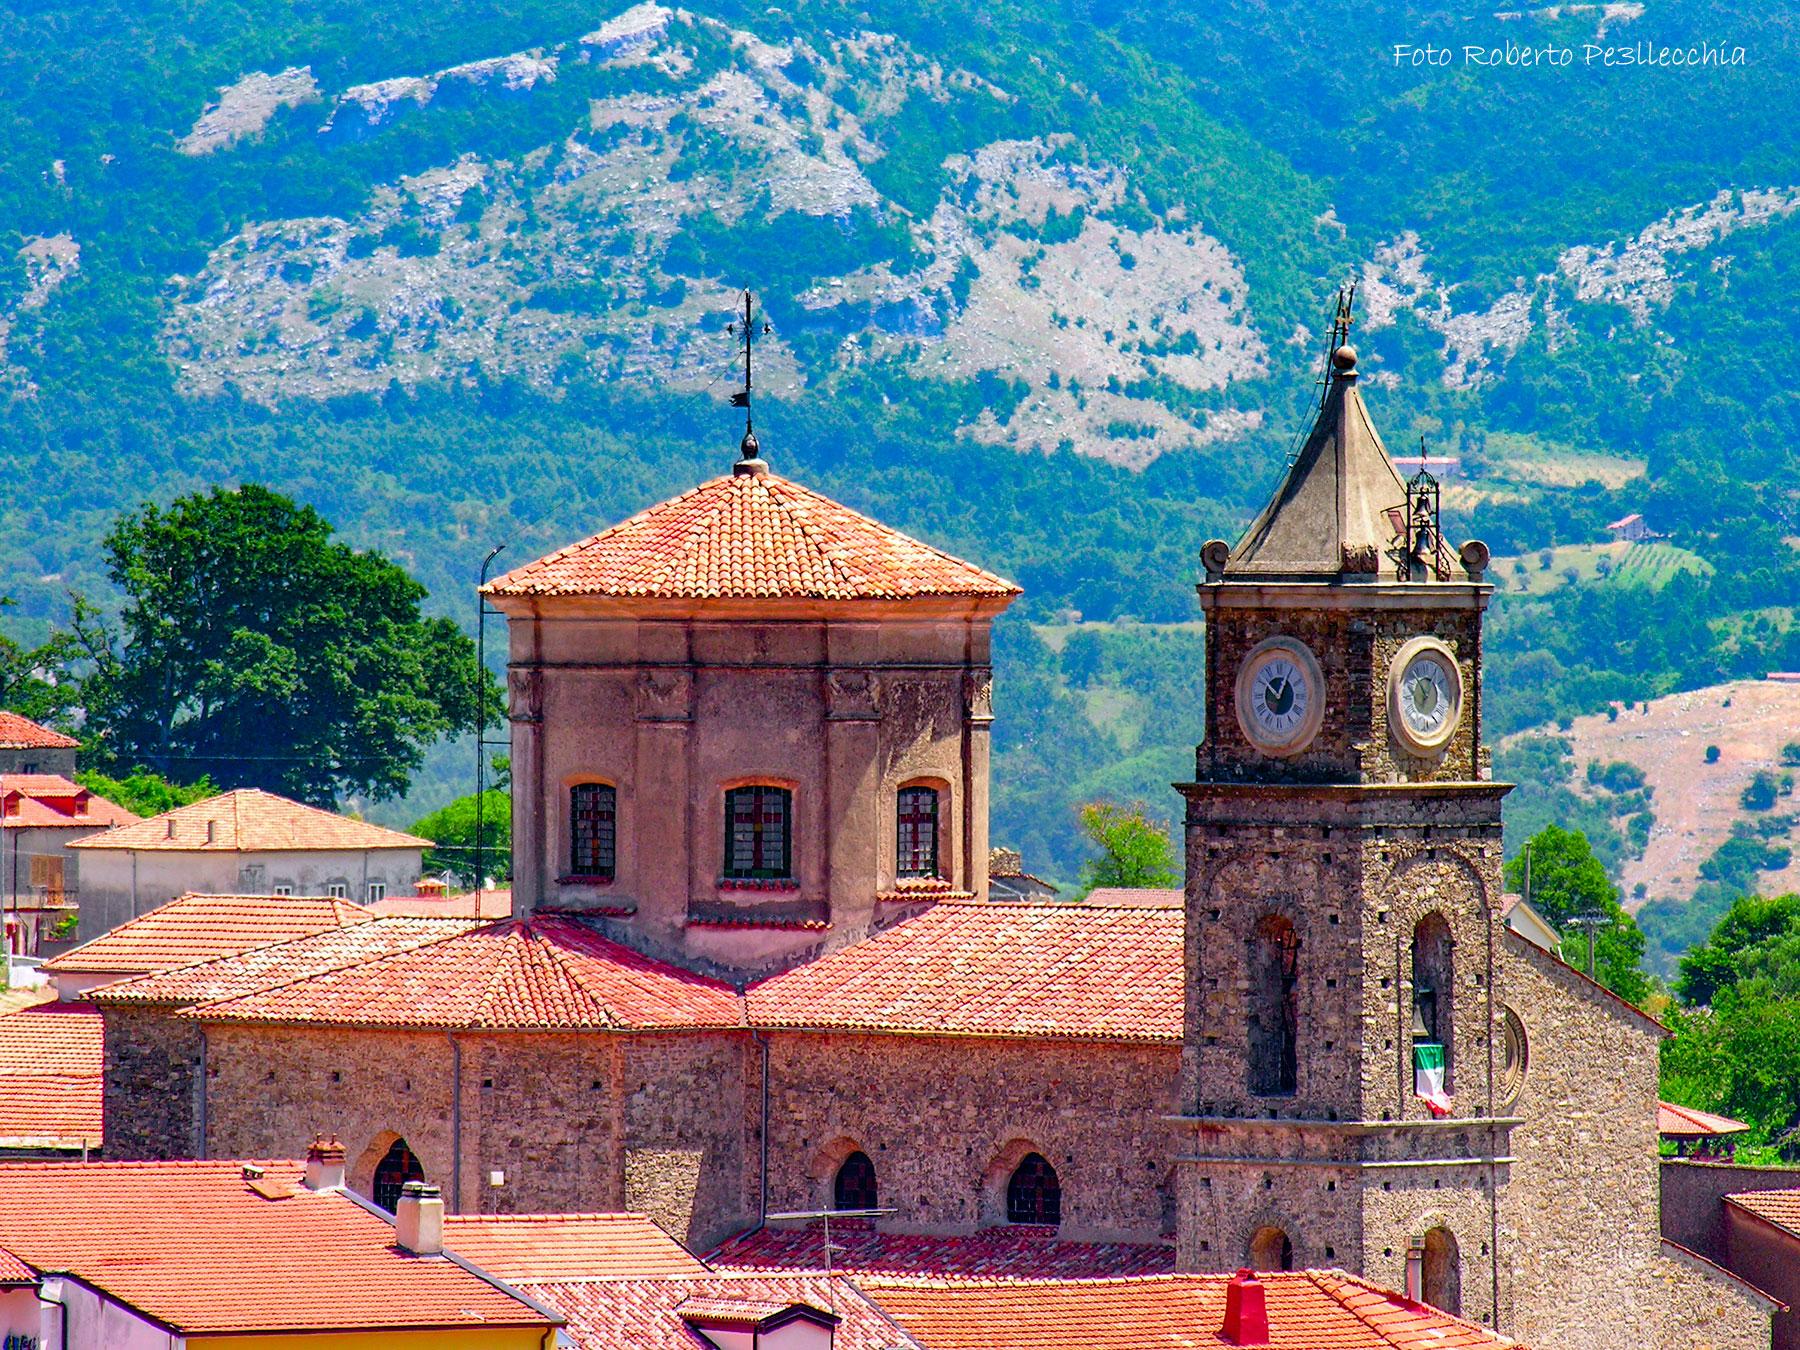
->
<box><xmin>1422</xmin><ymin>1226</ymin><xmax>1461</xmax><ymax>1314</ymax></box>
<box><xmin>372</xmin><ymin>1138</ymin><xmax>424</xmax><ymax>1213</ymax></box>
<box><xmin>834</xmin><ymin>1151</ymin><xmax>878</xmax><ymax>1211</ymax></box>
<box><xmin>1250</xmin><ymin>1224</ymin><xmax>1294</xmax><ymax>1272</ymax></box>
<box><xmin>725</xmin><ymin>786</ymin><xmax>793</xmax><ymax>879</ymax></box>
<box><xmin>570</xmin><ymin>783</ymin><xmax>617</xmax><ymax>879</ymax></box>
<box><xmin>1006</xmin><ymin>1152</ymin><xmax>1061</xmax><ymax>1226</ymax></box>
<box><xmin>1248</xmin><ymin>914</ymin><xmax>1299</xmax><ymax>1096</ymax></box>
<box><xmin>897</xmin><ymin>786</ymin><xmax>940</xmax><ymax>878</ymax></box>
<box><xmin>1412</xmin><ymin>913</ymin><xmax>1455</xmax><ymax>1099</ymax></box>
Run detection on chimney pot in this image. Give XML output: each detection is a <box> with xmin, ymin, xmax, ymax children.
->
<box><xmin>1220</xmin><ymin>1268</ymin><xmax>1270</xmax><ymax>1346</ymax></box>
<box><xmin>395</xmin><ymin>1180</ymin><xmax>445</xmax><ymax>1255</ymax></box>
<box><xmin>304</xmin><ymin>1134</ymin><xmax>347</xmax><ymax>1190</ymax></box>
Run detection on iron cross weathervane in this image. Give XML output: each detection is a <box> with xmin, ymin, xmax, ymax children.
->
<box><xmin>726</xmin><ymin>289</ymin><xmax>772</xmax><ymax>464</ymax></box>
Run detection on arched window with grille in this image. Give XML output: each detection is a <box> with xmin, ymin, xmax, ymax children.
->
<box><xmin>1006</xmin><ymin>1152</ymin><xmax>1061</xmax><ymax>1226</ymax></box>
<box><xmin>1248</xmin><ymin>913</ymin><xmax>1300</xmax><ymax>1096</ymax></box>
<box><xmin>725</xmin><ymin>785</ymin><xmax>792</xmax><ymax>879</ymax></box>
<box><xmin>1412</xmin><ymin>912</ymin><xmax>1455</xmax><ymax>1102</ymax></box>
<box><xmin>372</xmin><ymin>1138</ymin><xmax>424</xmax><ymax>1213</ymax></box>
<box><xmin>897</xmin><ymin>786</ymin><xmax>940</xmax><ymax>878</ymax></box>
<box><xmin>834</xmin><ymin>1151</ymin><xmax>878</xmax><ymax>1211</ymax></box>
<box><xmin>570</xmin><ymin>783</ymin><xmax>617</xmax><ymax>879</ymax></box>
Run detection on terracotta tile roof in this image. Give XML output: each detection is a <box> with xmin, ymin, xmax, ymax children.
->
<box><xmin>67</xmin><ymin>787</ymin><xmax>430</xmax><ymax>852</ymax></box>
<box><xmin>746</xmin><ymin>900</ymin><xmax>1182</xmax><ymax>1043</ymax></box>
<box><xmin>483</xmin><ymin>471</ymin><xmax>1020</xmax><ymax>602</ymax></box>
<box><xmin>708</xmin><ymin>1223</ymin><xmax>1176</xmax><ymax>1280</ymax></box>
<box><xmin>524</xmin><ymin>1275</ymin><xmax>918</xmax><ymax>1350</ymax></box>
<box><xmin>0</xmin><ymin>1160</ymin><xmax>557</xmax><ymax>1335</ymax></box>
<box><xmin>860</xmin><ymin>1271</ymin><xmax>1526</xmax><ymax>1350</ymax></box>
<box><xmin>1</xmin><ymin>773</ymin><xmax>139</xmax><ymax>830</ymax></box>
<box><xmin>0</xmin><ymin>711</ymin><xmax>78</xmax><ymax>749</ymax></box>
<box><xmin>0</xmin><ymin>1245</ymin><xmax>34</xmax><ymax>1286</ymax></box>
<box><xmin>0</xmin><ymin>1004</ymin><xmax>105</xmax><ymax>1145</ymax></box>
<box><xmin>1081</xmin><ymin>886</ymin><xmax>1183</xmax><ymax>908</ymax></box>
<box><xmin>44</xmin><ymin>892</ymin><xmax>373</xmax><ymax>976</ymax></box>
<box><xmin>89</xmin><ymin>917</ymin><xmax>483</xmax><ymax>1008</ymax></box>
<box><xmin>369</xmin><ymin>887</ymin><xmax>514</xmax><ymax>918</ymax></box>
<box><xmin>1659</xmin><ymin>1100</ymin><xmax>1750</xmax><ymax>1136</ymax></box>
<box><xmin>184</xmin><ymin>916</ymin><xmax>744</xmax><ymax>1032</ymax></box>
<box><xmin>1725</xmin><ymin>1190</ymin><xmax>1800</xmax><ymax>1236</ymax></box>
<box><xmin>444</xmin><ymin>1213</ymin><xmax>711</xmax><ymax>1281</ymax></box>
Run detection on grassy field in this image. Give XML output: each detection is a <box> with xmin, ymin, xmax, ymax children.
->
<box><xmin>1482</xmin><ymin>431</ymin><xmax>1647</xmax><ymax>490</ymax></box>
<box><xmin>1032</xmin><ymin>619</ymin><xmax>1206</xmax><ymax>653</ymax></box>
<box><xmin>1491</xmin><ymin>541</ymin><xmax>1713</xmax><ymax>596</ymax></box>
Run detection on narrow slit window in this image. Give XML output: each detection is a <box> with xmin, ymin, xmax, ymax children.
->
<box><xmin>897</xmin><ymin>786</ymin><xmax>940</xmax><ymax>878</ymax></box>
<box><xmin>570</xmin><ymin>783</ymin><xmax>617</xmax><ymax>879</ymax></box>
<box><xmin>725</xmin><ymin>786</ymin><xmax>792</xmax><ymax>880</ymax></box>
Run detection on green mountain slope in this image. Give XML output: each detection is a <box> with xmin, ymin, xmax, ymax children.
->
<box><xmin>3</xmin><ymin>0</ymin><xmax>1800</xmax><ymax>885</ymax></box>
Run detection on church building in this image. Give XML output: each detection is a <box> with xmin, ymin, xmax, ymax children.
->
<box><xmin>92</xmin><ymin>344</ymin><xmax>1770</xmax><ymax>1349</ymax></box>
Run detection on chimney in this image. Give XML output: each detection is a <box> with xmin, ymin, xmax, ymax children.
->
<box><xmin>1405</xmin><ymin>1236</ymin><xmax>1425</xmax><ymax>1303</ymax></box>
<box><xmin>416</xmin><ymin>877</ymin><xmax>447</xmax><ymax>899</ymax></box>
<box><xmin>1220</xmin><ymin>1268</ymin><xmax>1269</xmax><ymax>1346</ymax></box>
<box><xmin>394</xmin><ymin>1181</ymin><xmax>444</xmax><ymax>1255</ymax></box>
<box><xmin>304</xmin><ymin>1134</ymin><xmax>346</xmax><ymax>1190</ymax></box>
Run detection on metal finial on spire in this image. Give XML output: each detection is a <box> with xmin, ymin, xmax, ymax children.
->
<box><xmin>726</xmin><ymin>289</ymin><xmax>773</xmax><ymax>475</ymax></box>
<box><xmin>1319</xmin><ymin>283</ymin><xmax>1358</xmax><ymax>408</ymax></box>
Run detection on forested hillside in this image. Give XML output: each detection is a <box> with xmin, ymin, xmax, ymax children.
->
<box><xmin>3</xmin><ymin>0</ymin><xmax>1798</xmax><ymax>889</ymax></box>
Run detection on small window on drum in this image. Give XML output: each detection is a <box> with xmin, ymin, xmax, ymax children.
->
<box><xmin>725</xmin><ymin>785</ymin><xmax>792</xmax><ymax>880</ymax></box>
<box><xmin>570</xmin><ymin>783</ymin><xmax>617</xmax><ymax>880</ymax></box>
<box><xmin>897</xmin><ymin>786</ymin><xmax>940</xmax><ymax>878</ymax></box>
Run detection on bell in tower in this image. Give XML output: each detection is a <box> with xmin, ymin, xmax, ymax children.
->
<box><xmin>1173</xmin><ymin>292</ymin><xmax>1514</xmax><ymax>1328</ymax></box>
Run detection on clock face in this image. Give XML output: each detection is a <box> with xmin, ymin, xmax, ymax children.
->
<box><xmin>1235</xmin><ymin>639</ymin><xmax>1324</xmax><ymax>755</ymax></box>
<box><xmin>1388</xmin><ymin>639</ymin><xmax>1463</xmax><ymax>755</ymax></box>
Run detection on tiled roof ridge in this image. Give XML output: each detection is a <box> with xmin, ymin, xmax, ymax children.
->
<box><xmin>69</xmin><ymin>787</ymin><xmax>432</xmax><ymax>852</ymax></box>
<box><xmin>533</xmin><ymin>916</ymin><xmax>746</xmax><ymax>1030</ymax></box>
<box><xmin>767</xmin><ymin>475</ymin><xmax>907</xmax><ymax>595</ymax></box>
<box><xmin>445</xmin><ymin>1210</ymin><xmax>670</xmax><ymax>1225</ymax></box>
<box><xmin>0</xmin><ymin>710</ymin><xmax>80</xmax><ymax>748</ymax></box>
<box><xmin>179</xmin><ymin>920</ymin><xmax>485</xmax><ymax>1021</ymax></box>
<box><xmin>92</xmin><ymin>916</ymin><xmax>478</xmax><ymax>1007</ymax></box>
<box><xmin>770</xmin><ymin>474</ymin><xmax>1016</xmax><ymax>594</ymax></box>
<box><xmin>1305</xmin><ymin>1268</ymin><xmax>1521</xmax><ymax>1347</ymax></box>
<box><xmin>516</xmin><ymin>919</ymin><xmax>626</xmax><ymax>1030</ymax></box>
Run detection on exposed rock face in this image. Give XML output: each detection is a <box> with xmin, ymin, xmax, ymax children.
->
<box><xmin>178</xmin><ymin>67</ymin><xmax>320</xmax><ymax>156</ymax></box>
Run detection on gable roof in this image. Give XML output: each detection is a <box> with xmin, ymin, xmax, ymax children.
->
<box><xmin>0</xmin><ymin>1160</ymin><xmax>556</xmax><ymax>1336</ymax></box>
<box><xmin>88</xmin><ymin>916</ymin><xmax>483</xmax><ymax>1008</ymax></box>
<box><xmin>1</xmin><ymin>773</ymin><xmax>139</xmax><ymax>831</ymax></box>
<box><xmin>0</xmin><ymin>1003</ymin><xmax>104</xmax><ymax>1146</ymax></box>
<box><xmin>709</xmin><ymin>1223</ymin><xmax>1175</xmax><ymax>1280</ymax></box>
<box><xmin>43</xmin><ymin>892</ymin><xmax>373</xmax><ymax>976</ymax></box>
<box><xmin>1659</xmin><ymin>1100</ymin><xmax>1750</xmax><ymax>1137</ymax></box>
<box><xmin>860</xmin><ymin>1270</ymin><xmax>1527</xmax><ymax>1350</ymax></box>
<box><xmin>445</xmin><ymin>1213</ymin><xmax>711</xmax><ymax>1282</ymax></box>
<box><xmin>0</xmin><ymin>711</ymin><xmax>78</xmax><ymax>749</ymax></box>
<box><xmin>526</xmin><ymin>1274</ymin><xmax>917</xmax><ymax>1350</ymax></box>
<box><xmin>183</xmin><ymin>916</ymin><xmax>744</xmax><ymax>1032</ymax></box>
<box><xmin>745</xmin><ymin>900</ymin><xmax>1182</xmax><ymax>1043</ymax></box>
<box><xmin>67</xmin><ymin>787</ymin><xmax>430</xmax><ymax>853</ymax></box>
<box><xmin>1726</xmin><ymin>1190</ymin><xmax>1800</xmax><ymax>1238</ymax></box>
<box><xmin>483</xmin><ymin>470</ymin><xmax>1020</xmax><ymax>603</ymax></box>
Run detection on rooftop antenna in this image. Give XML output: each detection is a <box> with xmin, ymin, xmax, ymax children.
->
<box><xmin>474</xmin><ymin>543</ymin><xmax>508</xmax><ymax>922</ymax></box>
<box><xmin>764</xmin><ymin>1206</ymin><xmax>896</xmax><ymax>1309</ymax></box>
<box><xmin>726</xmin><ymin>289</ymin><xmax>772</xmax><ymax>474</ymax></box>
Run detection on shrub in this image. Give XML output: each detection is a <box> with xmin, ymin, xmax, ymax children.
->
<box><xmin>1706</xmin><ymin>745</ymin><xmax>1722</xmax><ymax>764</ymax></box>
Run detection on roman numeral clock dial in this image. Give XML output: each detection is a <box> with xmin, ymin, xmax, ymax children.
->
<box><xmin>1234</xmin><ymin>638</ymin><xmax>1325</xmax><ymax>756</ymax></box>
<box><xmin>1388</xmin><ymin>636</ymin><xmax>1465</xmax><ymax>756</ymax></box>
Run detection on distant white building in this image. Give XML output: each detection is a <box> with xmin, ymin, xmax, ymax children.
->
<box><xmin>2</xmin><ymin>775</ymin><xmax>138</xmax><ymax>955</ymax></box>
<box><xmin>1605</xmin><ymin>512</ymin><xmax>1655</xmax><ymax>543</ymax></box>
<box><xmin>0</xmin><ymin>712</ymin><xmax>78</xmax><ymax>778</ymax></box>
<box><xmin>67</xmin><ymin>789</ymin><xmax>429</xmax><ymax>940</ymax></box>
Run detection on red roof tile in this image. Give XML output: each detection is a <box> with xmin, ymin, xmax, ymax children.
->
<box><xmin>860</xmin><ymin>1271</ymin><xmax>1526</xmax><ymax>1350</ymax></box>
<box><xmin>89</xmin><ymin>917</ymin><xmax>483</xmax><ymax>1008</ymax></box>
<box><xmin>483</xmin><ymin>471</ymin><xmax>1020</xmax><ymax>602</ymax></box>
<box><xmin>1081</xmin><ymin>887</ymin><xmax>1183</xmax><ymax>908</ymax></box>
<box><xmin>709</xmin><ymin>1223</ymin><xmax>1175</xmax><ymax>1280</ymax></box>
<box><xmin>0</xmin><ymin>712</ymin><xmax>78</xmax><ymax>749</ymax></box>
<box><xmin>0</xmin><ymin>1004</ymin><xmax>104</xmax><ymax>1145</ymax></box>
<box><xmin>0</xmin><ymin>1160</ymin><xmax>556</xmax><ymax>1335</ymax></box>
<box><xmin>369</xmin><ymin>887</ymin><xmax>514</xmax><ymax>918</ymax></box>
<box><xmin>445</xmin><ymin>1213</ymin><xmax>710</xmax><ymax>1281</ymax></box>
<box><xmin>68</xmin><ymin>787</ymin><xmax>429</xmax><ymax>852</ymax></box>
<box><xmin>1725</xmin><ymin>1190</ymin><xmax>1800</xmax><ymax>1237</ymax></box>
<box><xmin>0</xmin><ymin>1246</ymin><xmax>34</xmax><ymax>1286</ymax></box>
<box><xmin>184</xmin><ymin>916</ymin><xmax>744</xmax><ymax>1032</ymax></box>
<box><xmin>44</xmin><ymin>892</ymin><xmax>373</xmax><ymax>976</ymax></box>
<box><xmin>746</xmin><ymin>900</ymin><xmax>1182</xmax><ymax>1043</ymax></box>
<box><xmin>525</xmin><ymin>1275</ymin><xmax>917</xmax><ymax>1350</ymax></box>
<box><xmin>1659</xmin><ymin>1100</ymin><xmax>1750</xmax><ymax>1136</ymax></box>
<box><xmin>1</xmin><ymin>773</ymin><xmax>139</xmax><ymax>830</ymax></box>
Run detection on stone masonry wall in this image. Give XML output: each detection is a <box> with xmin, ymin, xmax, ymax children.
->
<box><xmin>101</xmin><ymin>1007</ymin><xmax>204</xmax><ymax>1159</ymax></box>
<box><xmin>763</xmin><ymin>1032</ymin><xmax>1179</xmax><ymax>1243</ymax></box>
<box><xmin>1501</xmin><ymin>935</ymin><xmax>1769</xmax><ymax>1350</ymax></box>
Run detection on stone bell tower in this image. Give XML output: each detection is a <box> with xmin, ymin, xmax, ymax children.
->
<box><xmin>1173</xmin><ymin>325</ymin><xmax>1517</xmax><ymax>1330</ymax></box>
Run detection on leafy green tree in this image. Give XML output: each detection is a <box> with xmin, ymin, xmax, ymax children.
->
<box><xmin>75</xmin><ymin>768</ymin><xmax>217</xmax><ymax>819</ymax></box>
<box><xmin>412</xmin><ymin>789</ymin><xmax>511</xmax><ymax>886</ymax></box>
<box><xmin>1677</xmin><ymin>893</ymin><xmax>1800</xmax><ymax>1006</ymax></box>
<box><xmin>1504</xmin><ymin>824</ymin><xmax>1649</xmax><ymax>1004</ymax></box>
<box><xmin>1075</xmin><ymin>801</ymin><xmax>1179</xmax><ymax>897</ymax></box>
<box><xmin>0</xmin><ymin>596</ymin><xmax>84</xmax><ymax>729</ymax></box>
<box><xmin>77</xmin><ymin>486</ymin><xmax>496</xmax><ymax>805</ymax></box>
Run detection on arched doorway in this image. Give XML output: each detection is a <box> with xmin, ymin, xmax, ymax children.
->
<box><xmin>372</xmin><ymin>1137</ymin><xmax>424</xmax><ymax>1213</ymax></box>
<box><xmin>1422</xmin><ymin>1226</ymin><xmax>1461</xmax><ymax>1314</ymax></box>
<box><xmin>1249</xmin><ymin>1224</ymin><xmax>1294</xmax><ymax>1271</ymax></box>
<box><xmin>834</xmin><ymin>1150</ymin><xmax>878</xmax><ymax>1211</ymax></box>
